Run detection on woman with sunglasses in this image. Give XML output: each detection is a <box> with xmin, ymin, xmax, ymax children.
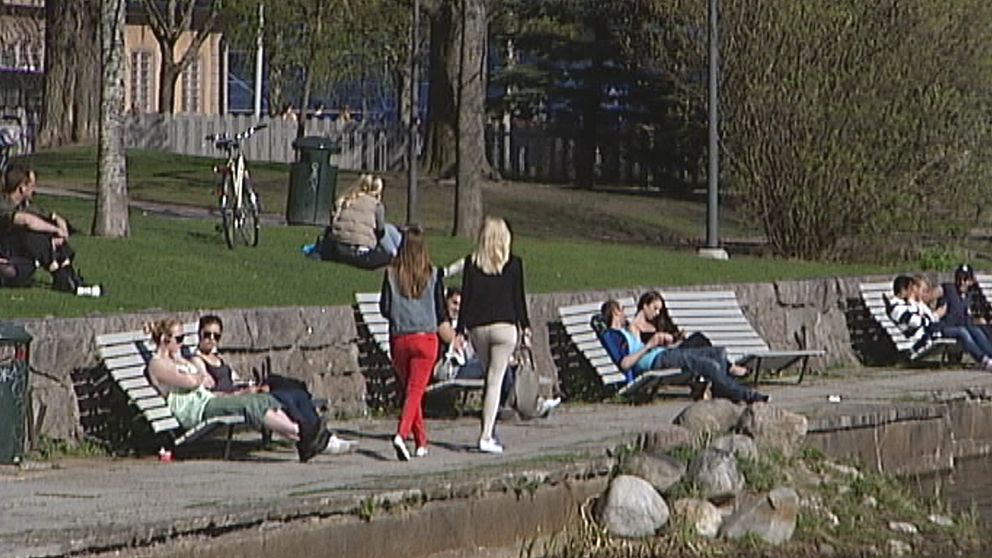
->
<box><xmin>145</xmin><ymin>317</ymin><xmax>326</xmax><ymax>462</ymax></box>
<box><xmin>191</xmin><ymin>315</ymin><xmax>357</xmax><ymax>455</ymax></box>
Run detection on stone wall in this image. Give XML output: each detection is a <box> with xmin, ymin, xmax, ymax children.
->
<box><xmin>16</xmin><ymin>273</ymin><xmax>924</xmax><ymax>444</ymax></box>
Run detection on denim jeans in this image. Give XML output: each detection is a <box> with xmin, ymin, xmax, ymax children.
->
<box><xmin>651</xmin><ymin>346</ymin><xmax>758</xmax><ymax>403</ymax></box>
<box><xmin>940</xmin><ymin>324</ymin><xmax>992</xmax><ymax>362</ymax></box>
<box><xmin>270</xmin><ymin>387</ymin><xmax>319</xmax><ymax>427</ymax></box>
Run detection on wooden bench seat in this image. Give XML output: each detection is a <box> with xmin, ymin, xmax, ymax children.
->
<box><xmin>859</xmin><ymin>281</ymin><xmax>958</xmax><ymax>363</ymax></box>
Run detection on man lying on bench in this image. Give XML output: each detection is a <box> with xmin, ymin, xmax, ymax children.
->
<box><xmin>598</xmin><ymin>299</ymin><xmax>769</xmax><ymax>404</ymax></box>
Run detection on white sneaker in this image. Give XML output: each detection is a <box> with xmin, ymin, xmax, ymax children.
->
<box><xmin>75</xmin><ymin>285</ymin><xmax>102</xmax><ymax>298</ymax></box>
<box><xmin>537</xmin><ymin>397</ymin><xmax>562</xmax><ymax>417</ymax></box>
<box><xmin>415</xmin><ymin>446</ymin><xmax>428</xmax><ymax>458</ymax></box>
<box><xmin>324</xmin><ymin>434</ymin><xmax>358</xmax><ymax>455</ymax></box>
<box><xmin>392</xmin><ymin>435</ymin><xmax>411</xmax><ymax>461</ymax></box>
<box><xmin>478</xmin><ymin>437</ymin><xmax>503</xmax><ymax>454</ymax></box>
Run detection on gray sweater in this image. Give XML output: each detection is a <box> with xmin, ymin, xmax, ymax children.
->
<box><xmin>379</xmin><ymin>267</ymin><xmax>447</xmax><ymax>336</ymax></box>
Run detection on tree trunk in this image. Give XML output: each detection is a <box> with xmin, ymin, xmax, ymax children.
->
<box><xmin>295</xmin><ymin>4</ymin><xmax>323</xmax><ymax>141</ymax></box>
<box><xmin>453</xmin><ymin>0</ymin><xmax>487</xmax><ymax>237</ymax></box>
<box><xmin>423</xmin><ymin>0</ymin><xmax>458</xmax><ymax>178</ymax></box>
<box><xmin>39</xmin><ymin>0</ymin><xmax>100</xmax><ymax>147</ymax></box>
<box><xmin>93</xmin><ymin>0</ymin><xmax>129</xmax><ymax>238</ymax></box>
<box><xmin>157</xmin><ymin>42</ymin><xmax>180</xmax><ymax>114</ymax></box>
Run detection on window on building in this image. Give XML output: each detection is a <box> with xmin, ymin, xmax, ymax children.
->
<box><xmin>182</xmin><ymin>57</ymin><xmax>201</xmax><ymax>113</ymax></box>
<box><xmin>129</xmin><ymin>50</ymin><xmax>153</xmax><ymax>113</ymax></box>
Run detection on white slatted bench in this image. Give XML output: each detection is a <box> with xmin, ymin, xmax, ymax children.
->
<box><xmin>557</xmin><ymin>298</ymin><xmax>696</xmax><ymax>400</ymax></box>
<box><xmin>859</xmin><ymin>281</ymin><xmax>958</xmax><ymax>363</ymax></box>
<box><xmin>662</xmin><ymin>290</ymin><xmax>825</xmax><ymax>384</ymax></box>
<box><xmin>354</xmin><ymin>292</ymin><xmax>484</xmax><ymax>396</ymax></box>
<box><xmin>95</xmin><ymin>323</ymin><xmax>248</xmax><ymax>459</ymax></box>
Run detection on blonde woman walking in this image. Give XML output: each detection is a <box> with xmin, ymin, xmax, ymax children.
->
<box><xmin>456</xmin><ymin>217</ymin><xmax>530</xmax><ymax>454</ymax></box>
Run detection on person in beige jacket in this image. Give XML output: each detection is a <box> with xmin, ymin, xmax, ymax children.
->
<box><xmin>317</xmin><ymin>174</ymin><xmax>401</xmax><ymax>269</ymax></box>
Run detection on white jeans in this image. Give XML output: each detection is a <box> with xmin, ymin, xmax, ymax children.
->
<box><xmin>469</xmin><ymin>323</ymin><xmax>518</xmax><ymax>441</ymax></box>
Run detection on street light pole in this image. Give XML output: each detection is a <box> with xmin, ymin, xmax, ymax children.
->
<box><xmin>253</xmin><ymin>3</ymin><xmax>264</xmax><ymax>118</ymax></box>
<box><xmin>700</xmin><ymin>0</ymin><xmax>728</xmax><ymax>260</ymax></box>
<box><xmin>406</xmin><ymin>0</ymin><xmax>420</xmax><ymax>225</ymax></box>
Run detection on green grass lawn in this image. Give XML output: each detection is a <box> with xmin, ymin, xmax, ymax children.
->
<box><xmin>1</xmin><ymin>195</ymin><xmax>887</xmax><ymax>319</ymax></box>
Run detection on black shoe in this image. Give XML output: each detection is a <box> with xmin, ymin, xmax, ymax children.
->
<box><xmin>747</xmin><ymin>393</ymin><xmax>770</xmax><ymax>404</ymax></box>
<box><xmin>52</xmin><ymin>267</ymin><xmax>78</xmax><ymax>292</ymax></box>
<box><xmin>296</xmin><ymin>422</ymin><xmax>320</xmax><ymax>463</ymax></box>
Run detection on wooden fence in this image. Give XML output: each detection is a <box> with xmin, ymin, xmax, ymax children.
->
<box><xmin>125</xmin><ymin>114</ymin><xmax>409</xmax><ymax>172</ymax></box>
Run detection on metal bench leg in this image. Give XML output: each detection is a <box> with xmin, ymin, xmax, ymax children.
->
<box><xmin>752</xmin><ymin>357</ymin><xmax>763</xmax><ymax>386</ymax></box>
<box><xmin>797</xmin><ymin>356</ymin><xmax>809</xmax><ymax>385</ymax></box>
<box><xmin>223</xmin><ymin>425</ymin><xmax>234</xmax><ymax>460</ymax></box>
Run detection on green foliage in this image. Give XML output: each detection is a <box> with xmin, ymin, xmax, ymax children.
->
<box><xmin>737</xmin><ymin>449</ymin><xmax>789</xmax><ymax>493</ymax></box>
<box><xmin>29</xmin><ymin>436</ymin><xmax>109</xmax><ymax>461</ymax></box>
<box><xmin>654</xmin><ymin>0</ymin><xmax>992</xmax><ymax>261</ymax></box>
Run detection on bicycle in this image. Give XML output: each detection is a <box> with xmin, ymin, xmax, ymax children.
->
<box><xmin>205</xmin><ymin>124</ymin><xmax>266</xmax><ymax>249</ymax></box>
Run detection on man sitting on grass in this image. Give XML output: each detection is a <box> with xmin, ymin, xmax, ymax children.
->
<box><xmin>0</xmin><ymin>163</ymin><xmax>100</xmax><ymax>296</ymax></box>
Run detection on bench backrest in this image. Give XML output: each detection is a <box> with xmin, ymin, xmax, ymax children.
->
<box><xmin>355</xmin><ymin>292</ymin><xmax>390</xmax><ymax>357</ymax></box>
<box><xmin>660</xmin><ymin>290</ymin><xmax>770</xmax><ymax>362</ymax></box>
<box><xmin>557</xmin><ymin>297</ymin><xmax>636</xmax><ymax>387</ymax></box>
<box><xmin>858</xmin><ymin>281</ymin><xmax>923</xmax><ymax>355</ymax></box>
<box><xmin>94</xmin><ymin>323</ymin><xmax>199</xmax><ymax>435</ymax></box>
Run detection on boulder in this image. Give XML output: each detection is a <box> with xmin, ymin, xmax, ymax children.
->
<box><xmin>736</xmin><ymin>404</ymin><xmax>808</xmax><ymax>457</ymax></box>
<box><xmin>672</xmin><ymin>498</ymin><xmax>722</xmax><ymax>538</ymax></box>
<box><xmin>596</xmin><ymin>475</ymin><xmax>670</xmax><ymax>538</ymax></box>
<box><xmin>710</xmin><ymin>434</ymin><xmax>758</xmax><ymax>461</ymax></box>
<box><xmin>674</xmin><ymin>399</ymin><xmax>745</xmax><ymax>436</ymax></box>
<box><xmin>688</xmin><ymin>448</ymin><xmax>745</xmax><ymax>500</ymax></box>
<box><xmin>620</xmin><ymin>453</ymin><xmax>686</xmax><ymax>493</ymax></box>
<box><xmin>637</xmin><ymin>426</ymin><xmax>694</xmax><ymax>454</ymax></box>
<box><xmin>719</xmin><ymin>486</ymin><xmax>800</xmax><ymax>545</ymax></box>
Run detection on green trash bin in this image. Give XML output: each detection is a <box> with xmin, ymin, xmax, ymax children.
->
<box><xmin>0</xmin><ymin>322</ymin><xmax>32</xmax><ymax>464</ymax></box>
<box><xmin>287</xmin><ymin>136</ymin><xmax>341</xmax><ymax>226</ymax></box>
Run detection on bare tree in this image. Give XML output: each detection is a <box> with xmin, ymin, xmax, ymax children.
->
<box><xmin>38</xmin><ymin>0</ymin><xmax>100</xmax><ymax>147</ymax></box>
<box><xmin>93</xmin><ymin>0</ymin><xmax>129</xmax><ymax>238</ymax></box>
<box><xmin>140</xmin><ymin>0</ymin><xmax>221</xmax><ymax>114</ymax></box>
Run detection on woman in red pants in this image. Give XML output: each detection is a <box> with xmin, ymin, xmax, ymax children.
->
<box><xmin>379</xmin><ymin>226</ymin><xmax>447</xmax><ymax>461</ymax></box>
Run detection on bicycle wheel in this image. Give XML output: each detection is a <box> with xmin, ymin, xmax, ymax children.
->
<box><xmin>219</xmin><ymin>175</ymin><xmax>236</xmax><ymax>249</ymax></box>
<box><xmin>238</xmin><ymin>179</ymin><xmax>260</xmax><ymax>247</ymax></box>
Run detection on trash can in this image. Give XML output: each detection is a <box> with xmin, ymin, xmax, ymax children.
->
<box><xmin>0</xmin><ymin>322</ymin><xmax>32</xmax><ymax>464</ymax></box>
<box><xmin>287</xmin><ymin>136</ymin><xmax>341</xmax><ymax>226</ymax></box>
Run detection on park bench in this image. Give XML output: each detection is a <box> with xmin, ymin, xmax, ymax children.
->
<box><xmin>858</xmin><ymin>281</ymin><xmax>958</xmax><ymax>363</ymax></box>
<box><xmin>95</xmin><ymin>323</ymin><xmax>250</xmax><ymax>459</ymax></box>
<box><xmin>661</xmin><ymin>290</ymin><xmax>825</xmax><ymax>384</ymax></box>
<box><xmin>557</xmin><ymin>298</ymin><xmax>698</xmax><ymax>400</ymax></box>
<box><xmin>354</xmin><ymin>292</ymin><xmax>484</xmax><ymax>397</ymax></box>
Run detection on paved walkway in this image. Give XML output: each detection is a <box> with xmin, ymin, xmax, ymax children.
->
<box><xmin>3</xmin><ymin>367</ymin><xmax>992</xmax><ymax>557</ymax></box>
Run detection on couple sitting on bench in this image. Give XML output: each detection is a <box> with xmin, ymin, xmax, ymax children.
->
<box><xmin>597</xmin><ymin>291</ymin><xmax>769</xmax><ymax>404</ymax></box>
<box><xmin>146</xmin><ymin>315</ymin><xmax>356</xmax><ymax>462</ymax></box>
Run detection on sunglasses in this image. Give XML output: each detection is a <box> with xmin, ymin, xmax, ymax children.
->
<box><xmin>201</xmin><ymin>331</ymin><xmax>222</xmax><ymax>341</ymax></box>
<box><xmin>172</xmin><ymin>334</ymin><xmax>185</xmax><ymax>344</ymax></box>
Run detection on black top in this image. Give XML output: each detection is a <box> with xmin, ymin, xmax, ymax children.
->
<box><xmin>203</xmin><ymin>356</ymin><xmax>237</xmax><ymax>392</ymax></box>
<box><xmin>456</xmin><ymin>254</ymin><xmax>530</xmax><ymax>333</ymax></box>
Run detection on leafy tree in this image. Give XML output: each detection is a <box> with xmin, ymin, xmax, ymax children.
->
<box><xmin>138</xmin><ymin>0</ymin><xmax>222</xmax><ymax>114</ymax></box>
<box><xmin>655</xmin><ymin>0</ymin><xmax>992</xmax><ymax>261</ymax></box>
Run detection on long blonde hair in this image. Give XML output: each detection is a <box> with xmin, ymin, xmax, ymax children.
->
<box><xmin>145</xmin><ymin>317</ymin><xmax>182</xmax><ymax>347</ymax></box>
<box><xmin>392</xmin><ymin>226</ymin><xmax>433</xmax><ymax>298</ymax></box>
<box><xmin>334</xmin><ymin>174</ymin><xmax>383</xmax><ymax>215</ymax></box>
<box><xmin>471</xmin><ymin>217</ymin><xmax>511</xmax><ymax>275</ymax></box>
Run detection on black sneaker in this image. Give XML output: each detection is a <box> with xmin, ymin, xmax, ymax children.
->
<box><xmin>296</xmin><ymin>422</ymin><xmax>320</xmax><ymax>463</ymax></box>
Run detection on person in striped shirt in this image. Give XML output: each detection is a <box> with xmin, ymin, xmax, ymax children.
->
<box><xmin>913</xmin><ymin>274</ymin><xmax>992</xmax><ymax>370</ymax></box>
<box><xmin>887</xmin><ymin>275</ymin><xmax>940</xmax><ymax>357</ymax></box>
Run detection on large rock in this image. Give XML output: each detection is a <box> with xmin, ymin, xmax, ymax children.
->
<box><xmin>637</xmin><ymin>426</ymin><xmax>694</xmax><ymax>454</ymax></box>
<box><xmin>673</xmin><ymin>399</ymin><xmax>745</xmax><ymax>436</ymax></box>
<box><xmin>736</xmin><ymin>404</ymin><xmax>808</xmax><ymax>457</ymax></box>
<box><xmin>672</xmin><ymin>498</ymin><xmax>723</xmax><ymax>538</ymax></box>
<box><xmin>688</xmin><ymin>448</ymin><xmax>745</xmax><ymax>499</ymax></box>
<box><xmin>710</xmin><ymin>434</ymin><xmax>758</xmax><ymax>461</ymax></box>
<box><xmin>619</xmin><ymin>453</ymin><xmax>686</xmax><ymax>493</ymax></box>
<box><xmin>719</xmin><ymin>486</ymin><xmax>800</xmax><ymax>545</ymax></box>
<box><xmin>596</xmin><ymin>475</ymin><xmax>670</xmax><ymax>538</ymax></box>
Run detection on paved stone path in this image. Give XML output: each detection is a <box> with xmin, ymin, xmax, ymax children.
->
<box><xmin>2</xmin><ymin>367</ymin><xmax>992</xmax><ymax>557</ymax></box>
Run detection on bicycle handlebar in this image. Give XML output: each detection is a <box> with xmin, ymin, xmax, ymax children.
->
<box><xmin>204</xmin><ymin>123</ymin><xmax>267</xmax><ymax>147</ymax></box>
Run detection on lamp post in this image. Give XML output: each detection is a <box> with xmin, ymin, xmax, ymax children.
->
<box><xmin>406</xmin><ymin>0</ymin><xmax>420</xmax><ymax>225</ymax></box>
<box><xmin>699</xmin><ymin>0</ymin><xmax>729</xmax><ymax>260</ymax></box>
<box><xmin>253</xmin><ymin>3</ymin><xmax>264</xmax><ymax>118</ymax></box>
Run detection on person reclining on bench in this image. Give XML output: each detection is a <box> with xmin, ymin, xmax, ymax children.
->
<box><xmin>190</xmin><ymin>314</ymin><xmax>358</xmax><ymax>455</ymax></box>
<box><xmin>890</xmin><ymin>274</ymin><xmax>992</xmax><ymax>370</ymax></box>
<box><xmin>627</xmin><ymin>290</ymin><xmax>752</xmax><ymax>378</ymax></box>
<box><xmin>145</xmin><ymin>317</ymin><xmax>329</xmax><ymax>462</ymax></box>
<box><xmin>598</xmin><ymin>299</ymin><xmax>769</xmax><ymax>404</ymax></box>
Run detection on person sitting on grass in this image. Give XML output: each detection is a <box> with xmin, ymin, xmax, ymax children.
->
<box><xmin>316</xmin><ymin>174</ymin><xmax>402</xmax><ymax>269</ymax></box>
<box><xmin>190</xmin><ymin>314</ymin><xmax>357</xmax><ymax>455</ymax></box>
<box><xmin>0</xmin><ymin>163</ymin><xmax>101</xmax><ymax>296</ymax></box>
<box><xmin>598</xmin><ymin>299</ymin><xmax>769</xmax><ymax>404</ymax></box>
<box><xmin>145</xmin><ymin>317</ymin><xmax>328</xmax><ymax>462</ymax></box>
